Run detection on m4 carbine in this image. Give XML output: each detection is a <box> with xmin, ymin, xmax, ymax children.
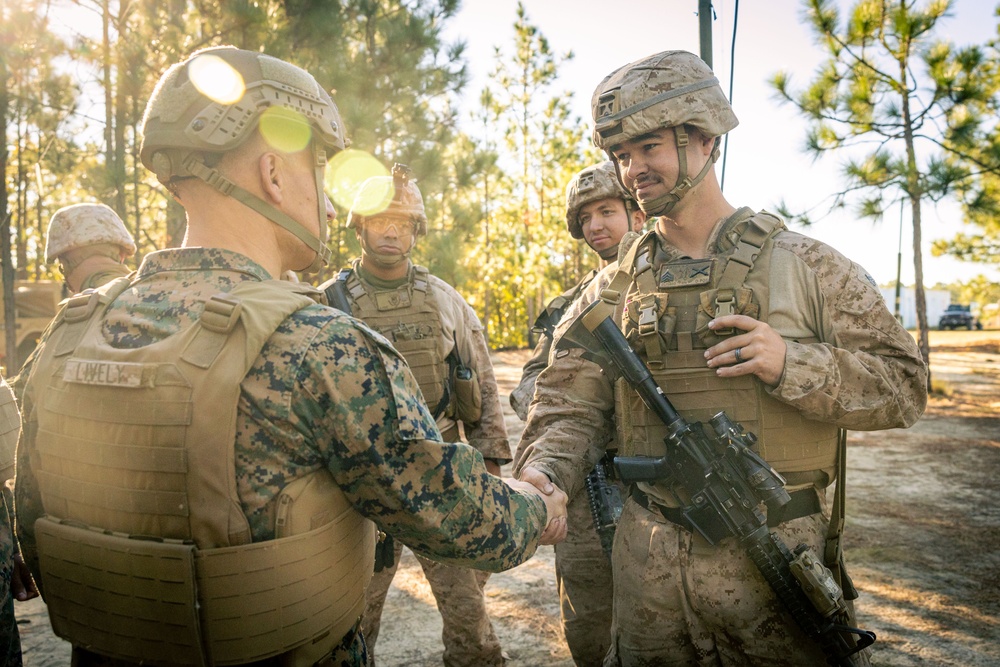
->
<box><xmin>558</xmin><ymin>299</ymin><xmax>875</xmax><ymax>667</ymax></box>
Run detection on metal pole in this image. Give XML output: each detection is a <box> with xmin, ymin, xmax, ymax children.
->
<box><xmin>699</xmin><ymin>0</ymin><xmax>713</xmax><ymax>67</ymax></box>
<box><xmin>894</xmin><ymin>198</ymin><xmax>904</xmax><ymax>324</ymax></box>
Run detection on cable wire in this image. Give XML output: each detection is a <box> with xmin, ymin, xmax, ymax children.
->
<box><xmin>720</xmin><ymin>0</ymin><xmax>739</xmax><ymax>193</ymax></box>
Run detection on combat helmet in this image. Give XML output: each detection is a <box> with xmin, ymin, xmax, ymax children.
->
<box><xmin>347</xmin><ymin>164</ymin><xmax>427</xmax><ymax>234</ymax></box>
<box><xmin>591</xmin><ymin>50</ymin><xmax>738</xmax><ymax>217</ymax></box>
<box><xmin>565</xmin><ymin>161</ymin><xmax>636</xmax><ymax>241</ymax></box>
<box><xmin>45</xmin><ymin>203</ymin><xmax>137</xmax><ymax>264</ymax></box>
<box><xmin>139</xmin><ymin>46</ymin><xmax>346</xmax><ymax>272</ymax></box>
<box><xmin>348</xmin><ymin>164</ymin><xmax>426</xmax><ymax>268</ymax></box>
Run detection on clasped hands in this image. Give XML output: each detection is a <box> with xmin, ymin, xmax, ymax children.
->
<box><xmin>505</xmin><ymin>466</ymin><xmax>568</xmax><ymax>545</ymax></box>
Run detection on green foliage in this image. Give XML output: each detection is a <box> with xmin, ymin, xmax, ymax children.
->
<box><xmin>457</xmin><ymin>1</ymin><xmax>600</xmax><ymax>348</ymax></box>
<box><xmin>770</xmin><ymin>0</ymin><xmax>1000</xmax><ymax>356</ymax></box>
<box><xmin>3</xmin><ymin>1</ymin><xmax>603</xmax><ymax>348</ymax></box>
<box><xmin>930</xmin><ymin>274</ymin><xmax>1000</xmax><ymax>309</ymax></box>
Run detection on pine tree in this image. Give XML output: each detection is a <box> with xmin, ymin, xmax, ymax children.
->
<box><xmin>771</xmin><ymin>0</ymin><xmax>1000</xmax><ymax>384</ymax></box>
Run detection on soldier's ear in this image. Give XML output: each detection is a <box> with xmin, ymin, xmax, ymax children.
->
<box><xmin>632</xmin><ymin>209</ymin><xmax>647</xmax><ymax>231</ymax></box>
<box><xmin>258</xmin><ymin>153</ymin><xmax>284</xmax><ymax>205</ymax></box>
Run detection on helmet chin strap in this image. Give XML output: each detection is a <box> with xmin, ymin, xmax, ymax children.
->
<box><xmin>632</xmin><ymin>130</ymin><xmax>721</xmax><ymax>218</ymax></box>
<box><xmin>596</xmin><ymin>243</ymin><xmax>620</xmax><ymax>262</ymax></box>
<box><xmin>182</xmin><ymin>147</ymin><xmax>332</xmax><ymax>275</ymax></box>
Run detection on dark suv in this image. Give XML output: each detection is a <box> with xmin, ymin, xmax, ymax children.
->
<box><xmin>938</xmin><ymin>304</ymin><xmax>977</xmax><ymax>330</ymax></box>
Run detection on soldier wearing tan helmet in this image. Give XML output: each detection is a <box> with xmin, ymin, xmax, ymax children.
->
<box><xmin>0</xmin><ymin>372</ymin><xmax>38</xmax><ymax>666</ymax></box>
<box><xmin>45</xmin><ymin>203</ymin><xmax>136</xmax><ymax>293</ymax></box>
<box><xmin>320</xmin><ymin>164</ymin><xmax>514</xmax><ymax>667</ymax></box>
<box><xmin>14</xmin><ymin>47</ymin><xmax>565</xmax><ymax>667</ymax></box>
<box><xmin>516</xmin><ymin>50</ymin><xmax>927</xmax><ymax>666</ymax></box>
<box><xmin>511</xmin><ymin>160</ymin><xmax>645</xmax><ymax>665</ymax></box>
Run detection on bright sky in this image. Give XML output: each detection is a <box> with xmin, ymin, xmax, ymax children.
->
<box><xmin>445</xmin><ymin>0</ymin><xmax>999</xmax><ymax>288</ymax></box>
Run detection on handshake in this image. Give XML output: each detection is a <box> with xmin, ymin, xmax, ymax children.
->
<box><xmin>505</xmin><ymin>466</ymin><xmax>569</xmax><ymax>545</ymax></box>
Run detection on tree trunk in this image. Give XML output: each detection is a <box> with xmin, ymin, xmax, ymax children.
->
<box><xmin>103</xmin><ymin>0</ymin><xmax>115</xmax><ymax>204</ymax></box>
<box><xmin>899</xmin><ymin>56</ymin><xmax>932</xmax><ymax>390</ymax></box>
<box><xmin>14</xmin><ymin>102</ymin><xmax>26</xmax><ymax>280</ymax></box>
<box><xmin>113</xmin><ymin>1</ymin><xmax>128</xmax><ymax>218</ymax></box>
<box><xmin>0</xmin><ymin>10</ymin><xmax>19</xmax><ymax>373</ymax></box>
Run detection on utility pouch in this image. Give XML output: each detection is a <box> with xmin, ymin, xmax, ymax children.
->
<box><xmin>36</xmin><ymin>515</ymin><xmax>207</xmax><ymax>666</ymax></box>
<box><xmin>452</xmin><ymin>364</ymin><xmax>481</xmax><ymax>424</ymax></box>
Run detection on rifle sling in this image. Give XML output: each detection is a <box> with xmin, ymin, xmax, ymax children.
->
<box><xmin>630</xmin><ymin>486</ymin><xmax>820</xmax><ymax>530</ymax></box>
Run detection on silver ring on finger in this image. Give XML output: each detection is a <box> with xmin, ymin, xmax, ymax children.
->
<box><xmin>734</xmin><ymin>346</ymin><xmax>743</xmax><ymax>363</ymax></box>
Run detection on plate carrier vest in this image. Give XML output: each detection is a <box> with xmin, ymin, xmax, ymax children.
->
<box><xmin>341</xmin><ymin>263</ymin><xmax>457</xmax><ymax>428</ymax></box>
<box><xmin>608</xmin><ymin>210</ymin><xmax>840</xmax><ymax>509</ymax></box>
<box><xmin>28</xmin><ymin>277</ymin><xmax>376</xmax><ymax>666</ymax></box>
<box><xmin>0</xmin><ymin>376</ymin><xmax>19</xmax><ymax>482</ymax></box>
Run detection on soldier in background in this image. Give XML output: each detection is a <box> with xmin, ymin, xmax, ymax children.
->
<box><xmin>0</xmin><ymin>373</ymin><xmax>37</xmax><ymax>665</ymax></box>
<box><xmin>321</xmin><ymin>164</ymin><xmax>512</xmax><ymax>667</ymax></box>
<box><xmin>511</xmin><ymin>161</ymin><xmax>644</xmax><ymax>666</ymax></box>
<box><xmin>45</xmin><ymin>203</ymin><xmax>136</xmax><ymax>293</ymax></box>
<box><xmin>14</xmin><ymin>46</ymin><xmax>565</xmax><ymax>667</ymax></box>
<box><xmin>516</xmin><ymin>50</ymin><xmax>926</xmax><ymax>666</ymax></box>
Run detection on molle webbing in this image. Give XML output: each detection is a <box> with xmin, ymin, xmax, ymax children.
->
<box><xmin>34</xmin><ymin>280</ymin><xmax>318</xmax><ymax>547</ymax></box>
<box><xmin>610</xmin><ymin>213</ymin><xmax>839</xmax><ymax>501</ymax></box>
<box><xmin>0</xmin><ymin>378</ymin><xmax>19</xmax><ymax>481</ymax></box>
<box><xmin>37</xmin><ymin>501</ymin><xmax>375</xmax><ymax>665</ymax></box>
<box><xmin>346</xmin><ymin>266</ymin><xmax>450</xmax><ymax>413</ymax></box>
<box><xmin>31</xmin><ymin>278</ymin><xmax>376</xmax><ymax>663</ymax></box>
<box><xmin>533</xmin><ymin>271</ymin><xmax>597</xmax><ymax>338</ymax></box>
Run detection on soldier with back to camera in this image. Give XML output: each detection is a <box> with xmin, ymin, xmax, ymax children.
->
<box><xmin>0</xmin><ymin>373</ymin><xmax>38</xmax><ymax>666</ymax></box>
<box><xmin>511</xmin><ymin>160</ymin><xmax>645</xmax><ymax>666</ymax></box>
<box><xmin>13</xmin><ymin>46</ymin><xmax>566</xmax><ymax>667</ymax></box>
<box><xmin>45</xmin><ymin>203</ymin><xmax>136</xmax><ymax>293</ymax></box>
<box><xmin>516</xmin><ymin>50</ymin><xmax>927</xmax><ymax>667</ymax></box>
<box><xmin>320</xmin><ymin>164</ymin><xmax>511</xmax><ymax>667</ymax></box>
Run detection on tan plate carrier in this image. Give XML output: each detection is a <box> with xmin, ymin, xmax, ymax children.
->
<box><xmin>31</xmin><ymin>277</ymin><xmax>375</xmax><ymax>665</ymax></box>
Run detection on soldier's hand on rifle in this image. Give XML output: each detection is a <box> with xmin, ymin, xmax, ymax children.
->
<box><xmin>508</xmin><ymin>466</ymin><xmax>568</xmax><ymax>545</ymax></box>
<box><xmin>705</xmin><ymin>314</ymin><xmax>787</xmax><ymax>387</ymax></box>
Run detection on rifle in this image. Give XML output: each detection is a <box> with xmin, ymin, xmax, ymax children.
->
<box><xmin>321</xmin><ymin>269</ymin><xmax>354</xmax><ymax>315</ymax></box>
<box><xmin>558</xmin><ymin>299</ymin><xmax>875</xmax><ymax>667</ymax></box>
<box><xmin>583</xmin><ymin>454</ymin><xmax>624</xmax><ymax>560</ymax></box>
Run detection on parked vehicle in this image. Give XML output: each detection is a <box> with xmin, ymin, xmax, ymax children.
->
<box><xmin>1</xmin><ymin>281</ymin><xmax>64</xmax><ymax>373</ymax></box>
<box><xmin>938</xmin><ymin>304</ymin><xmax>979</xmax><ymax>330</ymax></box>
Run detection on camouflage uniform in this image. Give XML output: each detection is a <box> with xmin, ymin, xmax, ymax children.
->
<box><xmin>341</xmin><ymin>261</ymin><xmax>511</xmax><ymax>667</ymax></box>
<box><xmin>518</xmin><ymin>214</ymin><xmax>927</xmax><ymax>666</ymax></box>
<box><xmin>511</xmin><ymin>161</ymin><xmax>640</xmax><ymax>667</ymax></box>
<box><xmin>15</xmin><ymin>248</ymin><xmax>546</xmax><ymax>666</ymax></box>
<box><xmin>518</xmin><ymin>49</ymin><xmax>927</xmax><ymax>667</ymax></box>
<box><xmin>77</xmin><ymin>264</ymin><xmax>132</xmax><ymax>292</ymax></box>
<box><xmin>512</xmin><ymin>272</ymin><xmax>617</xmax><ymax>667</ymax></box>
<box><xmin>0</xmin><ymin>375</ymin><xmax>21</xmax><ymax>666</ymax></box>
<box><xmin>45</xmin><ymin>203</ymin><xmax>135</xmax><ymax>292</ymax></box>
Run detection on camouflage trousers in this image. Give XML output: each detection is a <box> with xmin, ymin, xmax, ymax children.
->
<box><xmin>0</xmin><ymin>492</ymin><xmax>21</xmax><ymax>667</ymax></box>
<box><xmin>362</xmin><ymin>542</ymin><xmax>503</xmax><ymax>667</ymax></box>
<box><xmin>70</xmin><ymin>623</ymin><xmax>368</xmax><ymax>666</ymax></box>
<box><xmin>555</xmin><ymin>489</ymin><xmax>614</xmax><ymax>667</ymax></box>
<box><xmin>606</xmin><ymin>494</ymin><xmax>872</xmax><ymax>667</ymax></box>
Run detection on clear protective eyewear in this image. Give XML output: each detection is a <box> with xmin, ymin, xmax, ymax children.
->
<box><xmin>365</xmin><ymin>217</ymin><xmax>416</xmax><ymax>236</ymax></box>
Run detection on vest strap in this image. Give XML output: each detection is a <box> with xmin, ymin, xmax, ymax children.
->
<box><xmin>54</xmin><ymin>278</ymin><xmax>132</xmax><ymax>358</ymax></box>
<box><xmin>712</xmin><ymin>212</ymin><xmax>781</xmax><ymax>334</ymax></box>
<box><xmin>182</xmin><ymin>294</ymin><xmax>244</xmax><ymax>369</ymax></box>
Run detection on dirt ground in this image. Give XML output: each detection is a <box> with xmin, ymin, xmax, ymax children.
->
<box><xmin>14</xmin><ymin>331</ymin><xmax>1000</xmax><ymax>667</ymax></box>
